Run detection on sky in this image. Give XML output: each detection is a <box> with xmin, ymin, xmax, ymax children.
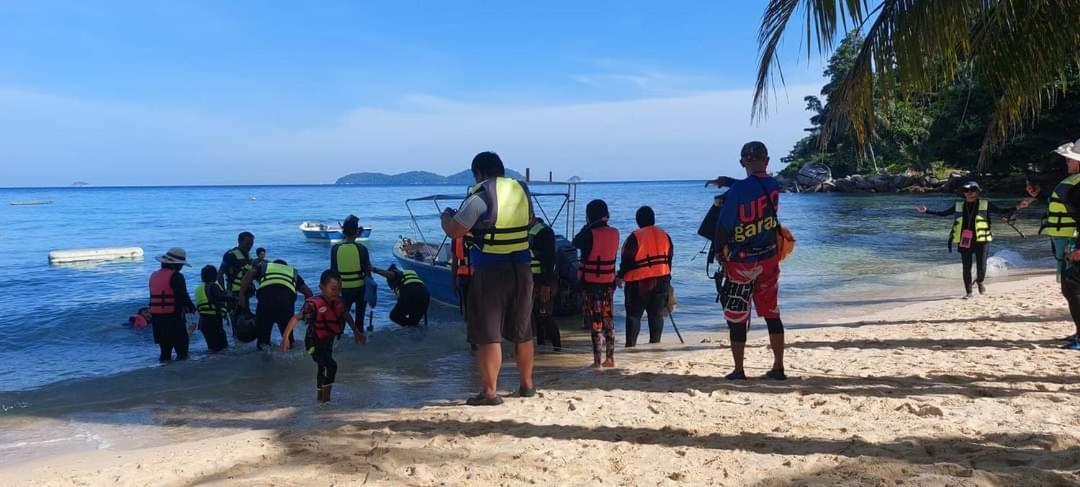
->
<box><xmin>0</xmin><ymin>1</ymin><xmax>828</xmax><ymax>186</ymax></box>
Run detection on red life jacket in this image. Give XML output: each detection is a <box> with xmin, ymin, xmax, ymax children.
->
<box><xmin>148</xmin><ymin>268</ymin><xmax>177</xmax><ymax>315</ymax></box>
<box><xmin>579</xmin><ymin>225</ymin><xmax>619</xmax><ymax>284</ymax></box>
<box><xmin>623</xmin><ymin>226</ymin><xmax>673</xmax><ymax>282</ymax></box>
<box><xmin>306</xmin><ymin>296</ymin><xmax>345</xmax><ymax>340</ymax></box>
<box><xmin>452</xmin><ymin>237</ymin><xmax>472</xmax><ymax>277</ymax></box>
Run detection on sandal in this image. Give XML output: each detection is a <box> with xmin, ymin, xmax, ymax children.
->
<box><xmin>725</xmin><ymin>370</ymin><xmax>747</xmax><ymax>380</ymax></box>
<box><xmin>465</xmin><ymin>394</ymin><xmax>504</xmax><ymax>406</ymax></box>
<box><xmin>764</xmin><ymin>369</ymin><xmax>787</xmax><ymax>380</ymax></box>
<box><xmin>517</xmin><ymin>387</ymin><xmax>536</xmax><ymax>398</ymax></box>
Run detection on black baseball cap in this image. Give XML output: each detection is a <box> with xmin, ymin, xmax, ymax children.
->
<box><xmin>740</xmin><ymin>141</ymin><xmax>769</xmax><ymax>161</ymax></box>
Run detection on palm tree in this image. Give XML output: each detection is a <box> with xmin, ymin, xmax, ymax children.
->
<box><xmin>753</xmin><ymin>0</ymin><xmax>1080</xmax><ymax>174</ymax></box>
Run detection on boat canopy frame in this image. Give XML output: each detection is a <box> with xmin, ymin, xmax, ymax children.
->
<box><xmin>403</xmin><ymin>181</ymin><xmax>578</xmax><ymax>265</ymax></box>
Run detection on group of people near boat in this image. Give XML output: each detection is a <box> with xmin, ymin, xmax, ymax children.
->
<box><xmin>144</xmin><ymin>135</ymin><xmax>1080</xmax><ymax>405</ymax></box>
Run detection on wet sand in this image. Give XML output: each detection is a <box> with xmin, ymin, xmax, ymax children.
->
<box><xmin>3</xmin><ymin>272</ymin><xmax>1080</xmax><ymax>485</ymax></box>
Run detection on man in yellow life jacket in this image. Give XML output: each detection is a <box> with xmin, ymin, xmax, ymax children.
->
<box><xmin>330</xmin><ymin>215</ymin><xmax>373</xmax><ymax>335</ymax></box>
<box><xmin>617</xmin><ymin>206</ymin><xmax>674</xmax><ymax>347</ymax></box>
<box><xmin>573</xmin><ymin>199</ymin><xmax>619</xmax><ymax>368</ymax></box>
<box><xmin>219</xmin><ymin>231</ymin><xmax>255</xmax><ymax>310</ymax></box>
<box><xmin>239</xmin><ymin>259</ymin><xmax>314</xmax><ymax>351</ymax></box>
<box><xmin>916</xmin><ymin>181</ymin><xmax>1025</xmax><ymax>298</ymax></box>
<box><xmin>372</xmin><ymin>265</ymin><xmax>431</xmax><ymax>327</ymax></box>
<box><xmin>1027</xmin><ymin>138</ymin><xmax>1080</xmax><ymax>283</ymax></box>
<box><xmin>529</xmin><ymin>217</ymin><xmax>561</xmax><ymax>351</ymax></box>
<box><xmin>441</xmin><ymin>151</ymin><xmax>535</xmax><ymax>406</ymax></box>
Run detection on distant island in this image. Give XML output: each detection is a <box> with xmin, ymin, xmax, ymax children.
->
<box><xmin>336</xmin><ymin>169</ymin><xmax>525</xmax><ymax>185</ymax></box>
<box><xmin>71</xmin><ymin>181</ymin><xmax>89</xmax><ymax>187</ymax></box>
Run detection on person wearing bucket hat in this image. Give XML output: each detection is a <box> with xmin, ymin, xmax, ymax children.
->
<box><xmin>1024</xmin><ymin>138</ymin><xmax>1080</xmax><ymax>285</ymax></box>
<box><xmin>916</xmin><ymin>181</ymin><xmax>1027</xmax><ymax>299</ymax></box>
<box><xmin>148</xmin><ymin>248</ymin><xmax>196</xmax><ymax>362</ymax></box>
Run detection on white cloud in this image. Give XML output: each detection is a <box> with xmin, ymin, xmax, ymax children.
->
<box><xmin>0</xmin><ymin>85</ymin><xmax>819</xmax><ymax>186</ymax></box>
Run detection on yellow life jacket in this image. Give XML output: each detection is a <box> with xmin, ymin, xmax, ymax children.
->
<box><xmin>333</xmin><ymin>242</ymin><xmax>366</xmax><ymax>289</ymax></box>
<box><xmin>228</xmin><ymin>247</ymin><xmax>253</xmax><ymax>292</ymax></box>
<box><xmin>467</xmin><ymin>177</ymin><xmax>532</xmax><ymax>255</ymax></box>
<box><xmin>261</xmin><ymin>262</ymin><xmax>297</xmax><ymax>293</ymax></box>
<box><xmin>194</xmin><ymin>282</ymin><xmax>226</xmax><ymax>317</ymax></box>
<box><xmin>395</xmin><ymin>270</ymin><xmax>425</xmax><ymax>297</ymax></box>
<box><xmin>1041</xmin><ymin>173</ymin><xmax>1080</xmax><ymax>237</ymax></box>
<box><xmin>951</xmin><ymin>200</ymin><xmax>992</xmax><ymax>245</ymax></box>
<box><xmin>528</xmin><ymin>221</ymin><xmax>548</xmax><ymax>275</ymax></box>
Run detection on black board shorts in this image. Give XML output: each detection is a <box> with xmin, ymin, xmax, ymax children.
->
<box><xmin>467</xmin><ymin>260</ymin><xmax>534</xmax><ymax>344</ymax></box>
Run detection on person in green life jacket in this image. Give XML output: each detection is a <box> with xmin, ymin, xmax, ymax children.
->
<box><xmin>529</xmin><ymin>217</ymin><xmax>561</xmax><ymax>351</ymax></box>
<box><xmin>916</xmin><ymin>181</ymin><xmax>1029</xmax><ymax>299</ymax></box>
<box><xmin>330</xmin><ymin>215</ymin><xmax>373</xmax><ymax>335</ymax></box>
<box><xmin>195</xmin><ymin>265</ymin><xmax>235</xmax><ymax>353</ymax></box>
<box><xmin>371</xmin><ymin>264</ymin><xmax>430</xmax><ymax>327</ymax></box>
<box><xmin>219</xmin><ymin>232</ymin><xmax>256</xmax><ymax>314</ymax></box>
<box><xmin>238</xmin><ymin>258</ymin><xmax>314</xmax><ymax>350</ymax></box>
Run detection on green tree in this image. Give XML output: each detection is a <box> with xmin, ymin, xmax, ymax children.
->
<box><xmin>754</xmin><ymin>0</ymin><xmax>1080</xmax><ymax>174</ymax></box>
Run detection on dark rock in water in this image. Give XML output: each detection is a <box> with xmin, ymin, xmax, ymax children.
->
<box><xmin>796</xmin><ymin>162</ymin><xmax>833</xmax><ymax>188</ymax></box>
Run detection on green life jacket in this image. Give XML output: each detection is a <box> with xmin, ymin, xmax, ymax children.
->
<box><xmin>228</xmin><ymin>247</ymin><xmax>253</xmax><ymax>292</ymax></box>
<box><xmin>261</xmin><ymin>262</ymin><xmax>297</xmax><ymax>293</ymax></box>
<box><xmin>466</xmin><ymin>177</ymin><xmax>532</xmax><ymax>255</ymax></box>
<box><xmin>1041</xmin><ymin>173</ymin><xmax>1080</xmax><ymax>238</ymax></box>
<box><xmin>394</xmin><ymin>270</ymin><xmax>425</xmax><ymax>297</ymax></box>
<box><xmin>528</xmin><ymin>221</ymin><xmax>548</xmax><ymax>275</ymax></box>
<box><xmin>950</xmin><ymin>200</ymin><xmax>992</xmax><ymax>247</ymax></box>
<box><xmin>195</xmin><ymin>282</ymin><xmax>226</xmax><ymax>317</ymax></box>
<box><xmin>334</xmin><ymin>242</ymin><xmax>366</xmax><ymax>290</ymax></box>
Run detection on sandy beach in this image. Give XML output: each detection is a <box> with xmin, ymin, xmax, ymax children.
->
<box><xmin>4</xmin><ymin>271</ymin><xmax>1080</xmax><ymax>486</ymax></box>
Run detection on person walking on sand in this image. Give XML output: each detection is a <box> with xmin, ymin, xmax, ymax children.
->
<box><xmin>618</xmin><ymin>206</ymin><xmax>674</xmax><ymax>347</ymax></box>
<box><xmin>441</xmin><ymin>151</ymin><xmax>536</xmax><ymax>406</ymax></box>
<box><xmin>710</xmin><ymin>141</ymin><xmax>786</xmax><ymax>381</ymax></box>
<box><xmin>916</xmin><ymin>181</ymin><xmax>1027</xmax><ymax>299</ymax></box>
<box><xmin>573</xmin><ymin>199</ymin><xmax>619</xmax><ymax>368</ymax></box>
<box><xmin>239</xmin><ymin>259</ymin><xmax>314</xmax><ymax>351</ymax></box>
<box><xmin>281</xmin><ymin>270</ymin><xmax>366</xmax><ymax>402</ymax></box>
<box><xmin>148</xmin><ymin>248</ymin><xmax>196</xmax><ymax>362</ymax></box>
<box><xmin>529</xmin><ymin>217</ymin><xmax>562</xmax><ymax>352</ymax></box>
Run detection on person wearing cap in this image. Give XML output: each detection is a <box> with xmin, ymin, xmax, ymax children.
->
<box><xmin>1026</xmin><ymin>138</ymin><xmax>1080</xmax><ymax>284</ymax></box>
<box><xmin>330</xmin><ymin>215</ymin><xmax>373</xmax><ymax>338</ymax></box>
<box><xmin>916</xmin><ymin>181</ymin><xmax>1026</xmax><ymax>298</ymax></box>
<box><xmin>148</xmin><ymin>248</ymin><xmax>196</xmax><ymax>362</ymax></box>
<box><xmin>238</xmin><ymin>258</ymin><xmax>314</xmax><ymax>350</ymax></box>
<box><xmin>709</xmin><ymin>141</ymin><xmax>787</xmax><ymax>381</ymax></box>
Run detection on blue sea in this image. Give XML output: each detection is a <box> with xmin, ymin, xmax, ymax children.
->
<box><xmin>0</xmin><ymin>182</ymin><xmax>1053</xmax><ymax>392</ymax></box>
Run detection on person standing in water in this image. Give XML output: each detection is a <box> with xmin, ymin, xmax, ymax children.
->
<box><xmin>281</xmin><ymin>270</ymin><xmax>366</xmax><ymax>402</ymax></box>
<box><xmin>239</xmin><ymin>259</ymin><xmax>314</xmax><ymax>350</ymax></box>
<box><xmin>618</xmin><ymin>206</ymin><xmax>674</xmax><ymax>347</ymax></box>
<box><xmin>219</xmin><ymin>232</ymin><xmax>255</xmax><ymax>312</ymax></box>
<box><xmin>330</xmin><ymin>215</ymin><xmax>373</xmax><ymax>335</ymax></box>
<box><xmin>195</xmin><ymin>265</ymin><xmax>233</xmax><ymax>353</ymax></box>
<box><xmin>916</xmin><ymin>181</ymin><xmax>1027</xmax><ymax>298</ymax></box>
<box><xmin>529</xmin><ymin>217</ymin><xmax>561</xmax><ymax>352</ymax></box>
<box><xmin>711</xmin><ymin>142</ymin><xmax>786</xmax><ymax>381</ymax></box>
<box><xmin>441</xmin><ymin>151</ymin><xmax>536</xmax><ymax>406</ymax></box>
<box><xmin>148</xmin><ymin>248</ymin><xmax>196</xmax><ymax>362</ymax></box>
<box><xmin>573</xmin><ymin>199</ymin><xmax>619</xmax><ymax>368</ymax></box>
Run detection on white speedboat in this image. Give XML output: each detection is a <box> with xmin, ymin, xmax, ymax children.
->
<box><xmin>299</xmin><ymin>221</ymin><xmax>371</xmax><ymax>242</ymax></box>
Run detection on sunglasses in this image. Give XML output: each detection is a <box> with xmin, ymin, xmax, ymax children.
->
<box><xmin>962</xmin><ymin>188</ymin><xmax>978</xmax><ymax>193</ymax></box>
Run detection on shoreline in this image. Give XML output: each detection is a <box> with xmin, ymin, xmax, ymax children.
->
<box><xmin>3</xmin><ymin>271</ymin><xmax>1080</xmax><ymax>485</ymax></box>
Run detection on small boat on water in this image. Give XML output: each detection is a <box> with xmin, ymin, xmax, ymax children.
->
<box><xmin>299</xmin><ymin>221</ymin><xmax>371</xmax><ymax>242</ymax></box>
<box><xmin>49</xmin><ymin>247</ymin><xmax>143</xmax><ymax>264</ymax></box>
<box><xmin>10</xmin><ymin>199</ymin><xmax>53</xmax><ymax>206</ymax></box>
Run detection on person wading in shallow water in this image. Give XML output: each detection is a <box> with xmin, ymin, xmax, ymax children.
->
<box><xmin>710</xmin><ymin>141</ymin><xmax>786</xmax><ymax>381</ymax></box>
<box><xmin>148</xmin><ymin>248</ymin><xmax>196</xmax><ymax>362</ymax></box>
<box><xmin>618</xmin><ymin>205</ymin><xmax>674</xmax><ymax>347</ymax></box>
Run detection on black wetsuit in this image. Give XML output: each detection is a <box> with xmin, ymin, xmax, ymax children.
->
<box><xmin>251</xmin><ymin>263</ymin><xmax>308</xmax><ymax>348</ymax></box>
<box><xmin>199</xmin><ymin>282</ymin><xmax>233</xmax><ymax>352</ymax></box>
<box><xmin>531</xmin><ymin>224</ymin><xmax>561</xmax><ymax>349</ymax></box>
<box><xmin>390</xmin><ymin>279</ymin><xmax>430</xmax><ymax>327</ymax></box>
<box><xmin>926</xmin><ymin>200</ymin><xmax>1015</xmax><ymax>294</ymax></box>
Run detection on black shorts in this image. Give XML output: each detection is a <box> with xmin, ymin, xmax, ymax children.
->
<box><xmin>467</xmin><ymin>261</ymin><xmax>533</xmax><ymax>344</ymax></box>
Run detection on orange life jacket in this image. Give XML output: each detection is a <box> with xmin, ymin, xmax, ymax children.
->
<box><xmin>148</xmin><ymin>268</ymin><xmax>177</xmax><ymax>315</ymax></box>
<box><xmin>452</xmin><ymin>238</ymin><xmax>472</xmax><ymax>277</ymax></box>
<box><xmin>306</xmin><ymin>296</ymin><xmax>345</xmax><ymax>341</ymax></box>
<box><xmin>579</xmin><ymin>225</ymin><xmax>619</xmax><ymax>284</ymax></box>
<box><xmin>623</xmin><ymin>226</ymin><xmax>673</xmax><ymax>282</ymax></box>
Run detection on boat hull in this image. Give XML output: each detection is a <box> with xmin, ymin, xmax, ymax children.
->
<box><xmin>392</xmin><ymin>241</ymin><xmax>459</xmax><ymax>307</ymax></box>
<box><xmin>300</xmin><ymin>226</ymin><xmax>371</xmax><ymax>242</ymax></box>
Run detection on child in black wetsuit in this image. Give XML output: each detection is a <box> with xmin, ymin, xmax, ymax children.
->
<box><xmin>281</xmin><ymin>270</ymin><xmax>366</xmax><ymax>402</ymax></box>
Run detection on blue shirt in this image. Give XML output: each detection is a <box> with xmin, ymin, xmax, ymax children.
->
<box><xmin>716</xmin><ymin>174</ymin><xmax>780</xmax><ymax>263</ymax></box>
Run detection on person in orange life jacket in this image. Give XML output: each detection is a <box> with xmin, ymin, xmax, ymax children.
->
<box><xmin>617</xmin><ymin>206</ymin><xmax>674</xmax><ymax>347</ymax></box>
<box><xmin>573</xmin><ymin>199</ymin><xmax>620</xmax><ymax>368</ymax></box>
<box><xmin>239</xmin><ymin>259</ymin><xmax>314</xmax><ymax>351</ymax></box>
<box><xmin>281</xmin><ymin>270</ymin><xmax>366</xmax><ymax>402</ymax></box>
<box><xmin>148</xmin><ymin>248</ymin><xmax>196</xmax><ymax>362</ymax></box>
<box><xmin>710</xmin><ymin>141</ymin><xmax>786</xmax><ymax>381</ymax></box>
<box><xmin>530</xmin><ymin>217</ymin><xmax>561</xmax><ymax>351</ymax></box>
<box><xmin>372</xmin><ymin>264</ymin><xmax>431</xmax><ymax>327</ymax></box>
<box><xmin>127</xmin><ymin>308</ymin><xmax>151</xmax><ymax>330</ymax></box>
<box><xmin>450</xmin><ymin>236</ymin><xmax>477</xmax><ymax>351</ymax></box>
<box><xmin>196</xmin><ymin>265</ymin><xmax>235</xmax><ymax>353</ymax></box>
<box><xmin>916</xmin><ymin>181</ymin><xmax>1025</xmax><ymax>298</ymax></box>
